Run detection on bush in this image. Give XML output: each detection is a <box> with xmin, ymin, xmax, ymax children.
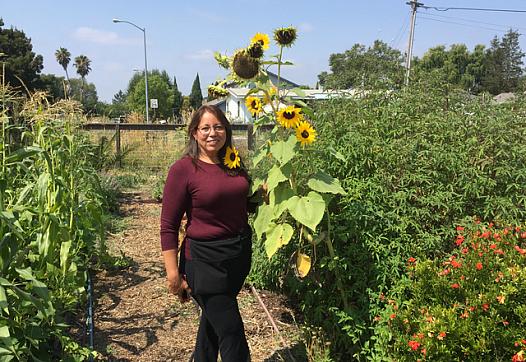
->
<box><xmin>375</xmin><ymin>222</ymin><xmax>526</xmax><ymax>361</ymax></box>
<box><xmin>250</xmin><ymin>81</ymin><xmax>526</xmax><ymax>359</ymax></box>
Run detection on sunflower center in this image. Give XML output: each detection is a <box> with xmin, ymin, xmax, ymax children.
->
<box><xmin>301</xmin><ymin>130</ymin><xmax>309</xmax><ymax>138</ymax></box>
<box><xmin>229</xmin><ymin>153</ymin><xmax>237</xmax><ymax>161</ymax></box>
<box><xmin>251</xmin><ymin>100</ymin><xmax>257</xmax><ymax>108</ymax></box>
<box><xmin>284</xmin><ymin>111</ymin><xmax>295</xmax><ymax>120</ymax></box>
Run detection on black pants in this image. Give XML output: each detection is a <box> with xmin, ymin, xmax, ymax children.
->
<box><xmin>184</xmin><ymin>238</ymin><xmax>252</xmax><ymax>362</ymax></box>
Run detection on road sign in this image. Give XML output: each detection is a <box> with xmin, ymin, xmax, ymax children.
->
<box><xmin>150</xmin><ymin>99</ymin><xmax>158</xmax><ymax>108</ymax></box>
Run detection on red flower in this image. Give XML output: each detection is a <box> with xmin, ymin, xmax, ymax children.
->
<box><xmin>408</xmin><ymin>340</ymin><xmax>421</xmax><ymax>351</ymax></box>
<box><xmin>490</xmin><ymin>243</ymin><xmax>497</xmax><ymax>249</ymax></box>
<box><xmin>482</xmin><ymin>303</ymin><xmax>490</xmax><ymax>311</ymax></box>
<box><xmin>461</xmin><ymin>247</ymin><xmax>469</xmax><ymax>254</ymax></box>
<box><xmin>451</xmin><ymin>260</ymin><xmax>462</xmax><ymax>269</ymax></box>
<box><xmin>390</xmin><ymin>313</ymin><xmax>396</xmax><ymax>320</ymax></box>
<box><xmin>476</xmin><ymin>262</ymin><xmax>483</xmax><ymax>270</ymax></box>
<box><xmin>451</xmin><ymin>283</ymin><xmax>460</xmax><ymax>289</ymax></box>
<box><xmin>493</xmin><ymin>249</ymin><xmax>504</xmax><ymax>255</ymax></box>
<box><xmin>514</xmin><ymin>245</ymin><xmax>526</xmax><ymax>255</ymax></box>
<box><xmin>512</xmin><ymin>350</ymin><xmax>525</xmax><ymax>362</ymax></box>
<box><xmin>455</xmin><ymin>235</ymin><xmax>465</xmax><ymax>246</ymax></box>
<box><xmin>437</xmin><ymin>331</ymin><xmax>446</xmax><ymax>340</ymax></box>
<box><xmin>456</xmin><ymin>225</ymin><xmax>465</xmax><ymax>231</ymax></box>
<box><xmin>408</xmin><ymin>257</ymin><xmax>416</xmax><ymax>263</ymax></box>
<box><xmin>521</xmin><ymin>232</ymin><xmax>526</xmax><ymax>239</ymax></box>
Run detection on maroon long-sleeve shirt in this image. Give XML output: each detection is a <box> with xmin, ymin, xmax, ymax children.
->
<box><xmin>160</xmin><ymin>156</ymin><xmax>250</xmax><ymax>253</ymax></box>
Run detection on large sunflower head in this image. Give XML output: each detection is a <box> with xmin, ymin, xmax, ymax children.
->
<box><xmin>232</xmin><ymin>49</ymin><xmax>260</xmax><ymax>80</ymax></box>
<box><xmin>274</xmin><ymin>27</ymin><xmax>297</xmax><ymax>47</ymax></box>
<box><xmin>224</xmin><ymin>145</ymin><xmax>241</xmax><ymax>169</ymax></box>
<box><xmin>245</xmin><ymin>96</ymin><xmax>263</xmax><ymax>116</ymax></box>
<box><xmin>295</xmin><ymin>121</ymin><xmax>316</xmax><ymax>147</ymax></box>
<box><xmin>277</xmin><ymin>105</ymin><xmax>302</xmax><ymax>128</ymax></box>
<box><xmin>250</xmin><ymin>33</ymin><xmax>270</xmax><ymax>50</ymax></box>
<box><xmin>247</xmin><ymin>42</ymin><xmax>264</xmax><ymax>59</ymax></box>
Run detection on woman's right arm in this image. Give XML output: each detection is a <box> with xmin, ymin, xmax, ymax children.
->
<box><xmin>160</xmin><ymin>161</ymin><xmax>191</xmax><ymax>302</ymax></box>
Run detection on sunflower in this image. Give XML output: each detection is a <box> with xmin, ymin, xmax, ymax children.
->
<box><xmin>247</xmin><ymin>42</ymin><xmax>264</xmax><ymax>59</ymax></box>
<box><xmin>245</xmin><ymin>96</ymin><xmax>263</xmax><ymax>116</ymax></box>
<box><xmin>277</xmin><ymin>105</ymin><xmax>302</xmax><ymax>128</ymax></box>
<box><xmin>224</xmin><ymin>146</ymin><xmax>241</xmax><ymax>169</ymax></box>
<box><xmin>274</xmin><ymin>27</ymin><xmax>297</xmax><ymax>47</ymax></box>
<box><xmin>232</xmin><ymin>49</ymin><xmax>260</xmax><ymax>80</ymax></box>
<box><xmin>263</xmin><ymin>86</ymin><xmax>277</xmax><ymax>104</ymax></box>
<box><xmin>295</xmin><ymin>121</ymin><xmax>316</xmax><ymax>147</ymax></box>
<box><xmin>251</xmin><ymin>33</ymin><xmax>270</xmax><ymax>50</ymax></box>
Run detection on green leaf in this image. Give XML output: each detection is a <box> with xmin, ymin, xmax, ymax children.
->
<box><xmin>287</xmin><ymin>192</ymin><xmax>326</xmax><ymax>232</ymax></box>
<box><xmin>328</xmin><ymin>146</ymin><xmax>346</xmax><ymax>161</ymax></box>
<box><xmin>0</xmin><ymin>326</ymin><xmax>9</xmax><ymax>338</ymax></box>
<box><xmin>0</xmin><ymin>285</ymin><xmax>7</xmax><ymax>310</ymax></box>
<box><xmin>253</xmin><ymin>204</ymin><xmax>274</xmax><ymax>241</ymax></box>
<box><xmin>264</xmin><ymin>223</ymin><xmax>294</xmax><ymax>258</ymax></box>
<box><xmin>266</xmin><ymin>164</ymin><xmax>288</xmax><ymax>191</ymax></box>
<box><xmin>31</xmin><ymin>280</ymin><xmax>49</xmax><ymax>300</ymax></box>
<box><xmin>270</xmin><ymin>134</ymin><xmax>297</xmax><ymax>165</ymax></box>
<box><xmin>291</xmin><ymin>87</ymin><xmax>307</xmax><ymax>98</ymax></box>
<box><xmin>252</xmin><ymin>145</ymin><xmax>268</xmax><ymax>167</ymax></box>
<box><xmin>5</xmin><ymin>146</ymin><xmax>41</xmax><ymax>164</ymax></box>
<box><xmin>15</xmin><ymin>267</ymin><xmax>35</xmax><ymax>281</ymax></box>
<box><xmin>308</xmin><ymin>172</ymin><xmax>347</xmax><ymax>195</ymax></box>
<box><xmin>269</xmin><ymin>183</ymin><xmax>295</xmax><ymax>219</ymax></box>
<box><xmin>60</xmin><ymin>241</ymin><xmax>71</xmax><ymax>272</ymax></box>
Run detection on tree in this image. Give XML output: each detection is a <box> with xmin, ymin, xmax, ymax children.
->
<box><xmin>318</xmin><ymin>40</ymin><xmax>404</xmax><ymax>89</ymax></box>
<box><xmin>127</xmin><ymin>69</ymin><xmax>174</xmax><ymax>120</ymax></box>
<box><xmin>189</xmin><ymin>73</ymin><xmax>203</xmax><ymax>109</ymax></box>
<box><xmin>482</xmin><ymin>30</ymin><xmax>524</xmax><ymax>94</ymax></box>
<box><xmin>55</xmin><ymin>47</ymin><xmax>71</xmax><ymax>95</ymax></box>
<box><xmin>69</xmin><ymin>78</ymin><xmax>98</xmax><ymax>113</ymax></box>
<box><xmin>172</xmin><ymin>76</ymin><xmax>183</xmax><ymax>121</ymax></box>
<box><xmin>73</xmin><ymin>54</ymin><xmax>91</xmax><ymax>101</ymax></box>
<box><xmin>40</xmin><ymin>73</ymin><xmax>66</xmax><ymax>100</ymax></box>
<box><xmin>0</xmin><ymin>18</ymin><xmax>43</xmax><ymax>90</ymax></box>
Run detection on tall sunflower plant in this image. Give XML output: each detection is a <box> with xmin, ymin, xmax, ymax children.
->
<box><xmin>211</xmin><ymin>27</ymin><xmax>347</xmax><ymax>301</ymax></box>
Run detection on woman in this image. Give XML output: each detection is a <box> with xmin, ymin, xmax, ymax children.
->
<box><xmin>160</xmin><ymin>104</ymin><xmax>253</xmax><ymax>361</ymax></box>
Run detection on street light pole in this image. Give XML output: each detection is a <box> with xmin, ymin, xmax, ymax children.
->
<box><xmin>113</xmin><ymin>18</ymin><xmax>150</xmax><ymax>123</ymax></box>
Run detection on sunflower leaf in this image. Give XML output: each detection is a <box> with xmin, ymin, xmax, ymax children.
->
<box><xmin>291</xmin><ymin>88</ymin><xmax>306</xmax><ymax>98</ymax></box>
<box><xmin>252</xmin><ymin>145</ymin><xmax>268</xmax><ymax>167</ymax></box>
<box><xmin>269</xmin><ymin>134</ymin><xmax>296</xmax><ymax>165</ymax></box>
<box><xmin>254</xmin><ymin>204</ymin><xmax>274</xmax><ymax>241</ymax></box>
<box><xmin>266</xmin><ymin>163</ymin><xmax>291</xmax><ymax>191</ymax></box>
<box><xmin>308</xmin><ymin>172</ymin><xmax>347</xmax><ymax>195</ymax></box>
<box><xmin>287</xmin><ymin>192</ymin><xmax>326</xmax><ymax>232</ymax></box>
<box><xmin>265</xmin><ymin>223</ymin><xmax>294</xmax><ymax>258</ymax></box>
<box><xmin>269</xmin><ymin>183</ymin><xmax>295</xmax><ymax>219</ymax></box>
<box><xmin>296</xmin><ymin>253</ymin><xmax>312</xmax><ymax>278</ymax></box>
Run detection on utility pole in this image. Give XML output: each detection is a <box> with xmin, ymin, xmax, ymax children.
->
<box><xmin>405</xmin><ymin>1</ymin><xmax>423</xmax><ymax>86</ymax></box>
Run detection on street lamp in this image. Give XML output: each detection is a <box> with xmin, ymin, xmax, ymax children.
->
<box><xmin>113</xmin><ymin>18</ymin><xmax>150</xmax><ymax>123</ymax></box>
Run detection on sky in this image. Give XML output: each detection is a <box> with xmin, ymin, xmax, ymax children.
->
<box><xmin>2</xmin><ymin>0</ymin><xmax>526</xmax><ymax>102</ymax></box>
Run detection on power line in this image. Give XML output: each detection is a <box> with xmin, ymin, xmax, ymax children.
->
<box><xmin>422</xmin><ymin>6</ymin><xmax>526</xmax><ymax>14</ymax></box>
<box><xmin>419</xmin><ymin>10</ymin><xmax>526</xmax><ymax>32</ymax></box>
<box><xmin>418</xmin><ymin>15</ymin><xmax>517</xmax><ymax>33</ymax></box>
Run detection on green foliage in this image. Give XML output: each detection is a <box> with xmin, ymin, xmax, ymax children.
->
<box><xmin>189</xmin><ymin>73</ymin><xmax>203</xmax><ymax>110</ymax></box>
<box><xmin>0</xmin><ymin>87</ymin><xmax>110</xmax><ymax>360</ymax></box>
<box><xmin>318</xmin><ymin>40</ymin><xmax>404</xmax><ymax>90</ymax></box>
<box><xmin>251</xmin><ymin>82</ymin><xmax>526</xmax><ymax>359</ymax></box>
<box><xmin>374</xmin><ymin>223</ymin><xmax>526</xmax><ymax>361</ymax></box>
<box><xmin>172</xmin><ymin>76</ymin><xmax>183</xmax><ymax>121</ymax></box>
<box><xmin>0</xmin><ymin>18</ymin><xmax>44</xmax><ymax>90</ymax></box>
<box><xmin>127</xmin><ymin>69</ymin><xmax>174</xmax><ymax>119</ymax></box>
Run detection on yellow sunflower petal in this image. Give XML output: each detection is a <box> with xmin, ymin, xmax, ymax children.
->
<box><xmin>224</xmin><ymin>146</ymin><xmax>241</xmax><ymax>169</ymax></box>
<box><xmin>295</xmin><ymin>121</ymin><xmax>316</xmax><ymax>147</ymax></box>
<box><xmin>251</xmin><ymin>33</ymin><xmax>270</xmax><ymax>50</ymax></box>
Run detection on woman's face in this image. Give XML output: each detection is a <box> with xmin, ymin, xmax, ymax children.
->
<box><xmin>192</xmin><ymin>111</ymin><xmax>227</xmax><ymax>160</ymax></box>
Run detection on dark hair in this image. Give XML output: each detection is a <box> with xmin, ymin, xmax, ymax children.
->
<box><xmin>183</xmin><ymin>104</ymin><xmax>246</xmax><ymax>176</ymax></box>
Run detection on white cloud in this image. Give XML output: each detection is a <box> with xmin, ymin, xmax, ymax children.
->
<box><xmin>184</xmin><ymin>49</ymin><xmax>215</xmax><ymax>61</ymax></box>
<box><xmin>72</xmin><ymin>27</ymin><xmax>140</xmax><ymax>45</ymax></box>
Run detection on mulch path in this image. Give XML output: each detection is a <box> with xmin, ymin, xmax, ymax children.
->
<box><xmin>90</xmin><ymin>191</ymin><xmax>306</xmax><ymax>361</ymax></box>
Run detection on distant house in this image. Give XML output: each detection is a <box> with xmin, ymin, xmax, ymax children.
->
<box><xmin>205</xmin><ymin>71</ymin><xmax>354</xmax><ymax>124</ymax></box>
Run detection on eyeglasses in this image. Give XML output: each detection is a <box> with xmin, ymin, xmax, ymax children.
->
<box><xmin>197</xmin><ymin>125</ymin><xmax>226</xmax><ymax>135</ymax></box>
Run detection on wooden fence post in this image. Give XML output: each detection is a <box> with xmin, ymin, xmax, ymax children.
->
<box><xmin>247</xmin><ymin>123</ymin><xmax>254</xmax><ymax>151</ymax></box>
<box><xmin>115</xmin><ymin>123</ymin><xmax>121</xmax><ymax>168</ymax></box>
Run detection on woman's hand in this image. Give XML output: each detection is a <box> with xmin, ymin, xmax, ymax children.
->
<box><xmin>167</xmin><ymin>272</ymin><xmax>192</xmax><ymax>303</ymax></box>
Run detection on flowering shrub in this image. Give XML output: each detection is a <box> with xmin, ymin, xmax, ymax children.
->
<box><xmin>376</xmin><ymin>222</ymin><xmax>526</xmax><ymax>360</ymax></box>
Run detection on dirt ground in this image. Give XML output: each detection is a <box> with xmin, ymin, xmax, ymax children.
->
<box><xmin>90</xmin><ymin>191</ymin><xmax>306</xmax><ymax>361</ymax></box>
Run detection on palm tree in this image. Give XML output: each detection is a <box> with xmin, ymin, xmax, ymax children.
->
<box><xmin>73</xmin><ymin>55</ymin><xmax>91</xmax><ymax>101</ymax></box>
<box><xmin>55</xmin><ymin>47</ymin><xmax>71</xmax><ymax>96</ymax></box>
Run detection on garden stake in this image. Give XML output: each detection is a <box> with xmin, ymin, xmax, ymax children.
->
<box><xmin>250</xmin><ymin>286</ymin><xmax>296</xmax><ymax>362</ymax></box>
